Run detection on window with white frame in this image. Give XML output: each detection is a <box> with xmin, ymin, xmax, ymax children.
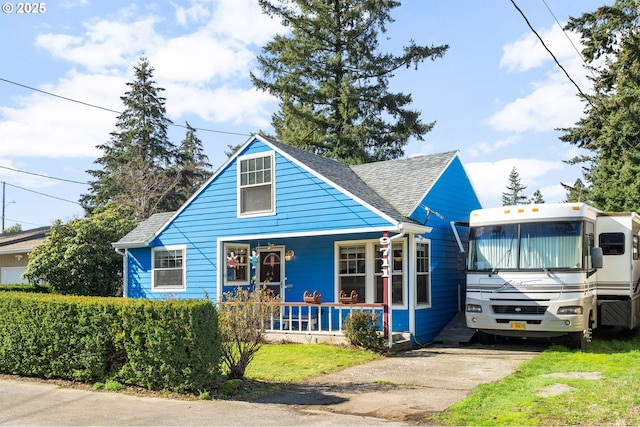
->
<box><xmin>416</xmin><ymin>242</ymin><xmax>431</xmax><ymax>305</ymax></box>
<box><xmin>337</xmin><ymin>239</ymin><xmax>406</xmax><ymax>305</ymax></box>
<box><xmin>152</xmin><ymin>246</ymin><xmax>185</xmax><ymax>290</ymax></box>
<box><xmin>238</xmin><ymin>153</ymin><xmax>274</xmax><ymax>216</ymax></box>
<box><xmin>338</xmin><ymin>245</ymin><xmax>366</xmax><ymax>303</ymax></box>
<box><xmin>224</xmin><ymin>244</ymin><xmax>250</xmax><ymax>285</ymax></box>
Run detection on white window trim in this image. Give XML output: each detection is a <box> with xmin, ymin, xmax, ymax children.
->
<box><xmin>334</xmin><ymin>239</ymin><xmax>407</xmax><ymax>308</ymax></box>
<box><xmin>151</xmin><ymin>245</ymin><xmax>187</xmax><ymax>292</ymax></box>
<box><xmin>223</xmin><ymin>243</ymin><xmax>251</xmax><ymax>286</ymax></box>
<box><xmin>237</xmin><ymin>151</ymin><xmax>276</xmax><ymax>218</ymax></box>
<box><xmin>414</xmin><ymin>239</ymin><xmax>432</xmax><ymax>308</ymax></box>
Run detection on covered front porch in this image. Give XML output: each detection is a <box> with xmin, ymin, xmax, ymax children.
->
<box><xmin>262</xmin><ymin>300</ymin><xmax>410</xmax><ymax>347</ymax></box>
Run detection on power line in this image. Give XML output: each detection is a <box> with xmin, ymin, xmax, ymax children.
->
<box><xmin>0</xmin><ymin>77</ymin><xmax>253</xmax><ymax>137</ymax></box>
<box><xmin>5</xmin><ymin>182</ymin><xmax>82</xmax><ymax>206</ymax></box>
<box><xmin>508</xmin><ymin>0</ymin><xmax>595</xmax><ymax>110</ymax></box>
<box><xmin>0</xmin><ymin>165</ymin><xmax>87</xmax><ymax>185</ymax></box>
<box><xmin>541</xmin><ymin>0</ymin><xmax>597</xmax><ymax>80</ymax></box>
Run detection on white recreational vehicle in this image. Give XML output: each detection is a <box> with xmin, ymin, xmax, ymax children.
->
<box><xmin>465</xmin><ymin>203</ymin><xmax>640</xmax><ymax>349</ymax></box>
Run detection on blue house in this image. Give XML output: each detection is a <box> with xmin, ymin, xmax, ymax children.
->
<box><xmin>113</xmin><ymin>134</ymin><xmax>481</xmax><ymax>345</ymax></box>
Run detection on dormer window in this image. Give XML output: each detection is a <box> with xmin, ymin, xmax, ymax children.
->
<box><xmin>238</xmin><ymin>152</ymin><xmax>275</xmax><ymax>217</ymax></box>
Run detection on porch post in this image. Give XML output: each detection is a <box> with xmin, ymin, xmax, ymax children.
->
<box><xmin>380</xmin><ymin>231</ymin><xmax>390</xmax><ymax>339</ymax></box>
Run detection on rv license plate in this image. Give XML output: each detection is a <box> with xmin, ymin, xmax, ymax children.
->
<box><xmin>510</xmin><ymin>322</ymin><xmax>526</xmax><ymax>330</ymax></box>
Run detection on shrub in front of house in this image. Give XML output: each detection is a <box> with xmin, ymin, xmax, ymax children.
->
<box><xmin>343</xmin><ymin>310</ymin><xmax>385</xmax><ymax>352</ymax></box>
<box><xmin>0</xmin><ymin>293</ymin><xmax>221</xmax><ymax>392</ymax></box>
<box><xmin>0</xmin><ymin>283</ymin><xmax>53</xmax><ymax>293</ymax></box>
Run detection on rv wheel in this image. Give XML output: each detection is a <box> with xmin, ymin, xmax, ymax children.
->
<box><xmin>567</xmin><ymin>331</ymin><xmax>588</xmax><ymax>351</ymax></box>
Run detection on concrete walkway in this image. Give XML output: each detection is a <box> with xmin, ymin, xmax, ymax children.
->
<box><xmin>0</xmin><ymin>343</ymin><xmax>546</xmax><ymax>426</ymax></box>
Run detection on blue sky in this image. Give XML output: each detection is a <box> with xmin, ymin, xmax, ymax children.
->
<box><xmin>0</xmin><ymin>0</ymin><xmax>610</xmax><ymax>230</ymax></box>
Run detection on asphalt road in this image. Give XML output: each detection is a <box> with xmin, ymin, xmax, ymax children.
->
<box><xmin>0</xmin><ymin>343</ymin><xmax>546</xmax><ymax>426</ymax></box>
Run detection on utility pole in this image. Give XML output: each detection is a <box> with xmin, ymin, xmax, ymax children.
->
<box><xmin>2</xmin><ymin>181</ymin><xmax>5</xmax><ymax>231</ymax></box>
<box><xmin>1</xmin><ymin>181</ymin><xmax>14</xmax><ymax>232</ymax></box>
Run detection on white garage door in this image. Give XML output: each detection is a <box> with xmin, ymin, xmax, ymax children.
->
<box><xmin>1</xmin><ymin>266</ymin><xmax>28</xmax><ymax>284</ymax></box>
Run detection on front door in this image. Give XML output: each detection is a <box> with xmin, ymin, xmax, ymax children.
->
<box><xmin>258</xmin><ymin>246</ymin><xmax>284</xmax><ymax>299</ymax></box>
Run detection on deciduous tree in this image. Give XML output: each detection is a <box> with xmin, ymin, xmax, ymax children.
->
<box><xmin>24</xmin><ymin>204</ymin><xmax>137</xmax><ymax>296</ymax></box>
<box><xmin>252</xmin><ymin>0</ymin><xmax>448</xmax><ymax>164</ymax></box>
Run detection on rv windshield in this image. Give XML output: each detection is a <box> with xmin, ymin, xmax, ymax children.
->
<box><xmin>468</xmin><ymin>221</ymin><xmax>583</xmax><ymax>271</ymax></box>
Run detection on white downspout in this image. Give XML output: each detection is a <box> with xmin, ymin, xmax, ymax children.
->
<box><xmin>387</xmin><ymin>227</ymin><xmax>406</xmax><ymax>349</ymax></box>
<box><xmin>114</xmin><ymin>248</ymin><xmax>128</xmax><ymax>298</ymax></box>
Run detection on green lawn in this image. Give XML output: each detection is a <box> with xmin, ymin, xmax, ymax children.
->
<box><xmin>244</xmin><ymin>343</ymin><xmax>380</xmax><ymax>382</ymax></box>
<box><xmin>432</xmin><ymin>329</ymin><xmax>640</xmax><ymax>426</ymax></box>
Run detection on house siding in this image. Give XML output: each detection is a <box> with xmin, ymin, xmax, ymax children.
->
<box><xmin>119</xmin><ymin>136</ymin><xmax>482</xmax><ymax>342</ymax></box>
<box><xmin>127</xmin><ymin>139</ymin><xmax>396</xmax><ymax>300</ymax></box>
<box><xmin>409</xmin><ymin>156</ymin><xmax>481</xmax><ymax>343</ymax></box>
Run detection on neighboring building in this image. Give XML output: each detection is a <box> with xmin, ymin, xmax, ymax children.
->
<box><xmin>0</xmin><ymin>226</ymin><xmax>49</xmax><ymax>284</ymax></box>
<box><xmin>113</xmin><ymin>134</ymin><xmax>481</xmax><ymax>344</ymax></box>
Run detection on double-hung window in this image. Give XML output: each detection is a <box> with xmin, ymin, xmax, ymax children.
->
<box><xmin>416</xmin><ymin>242</ymin><xmax>430</xmax><ymax>305</ymax></box>
<box><xmin>239</xmin><ymin>153</ymin><xmax>274</xmax><ymax>216</ymax></box>
<box><xmin>337</xmin><ymin>240</ymin><xmax>406</xmax><ymax>306</ymax></box>
<box><xmin>152</xmin><ymin>246</ymin><xmax>186</xmax><ymax>290</ymax></box>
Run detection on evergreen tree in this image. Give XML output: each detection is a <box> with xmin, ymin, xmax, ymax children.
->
<box><xmin>252</xmin><ymin>0</ymin><xmax>448</xmax><ymax>164</ymax></box>
<box><xmin>167</xmin><ymin>122</ymin><xmax>212</xmax><ymax>208</ymax></box>
<box><xmin>502</xmin><ymin>167</ymin><xmax>528</xmax><ymax>206</ymax></box>
<box><xmin>530</xmin><ymin>189</ymin><xmax>545</xmax><ymax>204</ymax></box>
<box><xmin>560</xmin><ymin>1</ymin><xmax>640</xmax><ymax>212</ymax></box>
<box><xmin>562</xmin><ymin>178</ymin><xmax>591</xmax><ymax>203</ymax></box>
<box><xmin>81</xmin><ymin>57</ymin><xmax>179</xmax><ymax>219</ymax></box>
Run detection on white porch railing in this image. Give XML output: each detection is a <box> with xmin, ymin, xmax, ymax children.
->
<box><xmin>266</xmin><ymin>302</ymin><xmax>385</xmax><ymax>335</ymax></box>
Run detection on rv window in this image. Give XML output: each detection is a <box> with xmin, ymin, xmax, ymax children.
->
<box><xmin>599</xmin><ymin>233</ymin><xmax>625</xmax><ymax>255</ymax></box>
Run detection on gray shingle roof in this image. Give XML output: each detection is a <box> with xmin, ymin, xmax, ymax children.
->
<box><xmin>113</xmin><ymin>211</ymin><xmax>175</xmax><ymax>248</ymax></box>
<box><xmin>351</xmin><ymin>151</ymin><xmax>458</xmax><ymax>217</ymax></box>
<box><xmin>113</xmin><ymin>135</ymin><xmax>458</xmax><ymax>247</ymax></box>
<box><xmin>262</xmin><ymin>136</ymin><xmax>414</xmax><ymax>224</ymax></box>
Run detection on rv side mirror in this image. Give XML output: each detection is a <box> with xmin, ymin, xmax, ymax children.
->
<box><xmin>457</xmin><ymin>252</ymin><xmax>467</xmax><ymax>271</ymax></box>
<box><xmin>591</xmin><ymin>247</ymin><xmax>603</xmax><ymax>269</ymax></box>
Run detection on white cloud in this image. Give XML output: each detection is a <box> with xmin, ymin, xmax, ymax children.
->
<box><xmin>36</xmin><ymin>16</ymin><xmax>161</xmax><ymax>72</ymax></box>
<box><xmin>2</xmin><ymin>1</ymin><xmax>287</xmax><ymax>160</ymax></box>
<box><xmin>0</xmin><ymin>72</ymin><xmax>125</xmax><ymax>158</ymax></box>
<box><xmin>209</xmin><ymin>0</ymin><xmax>285</xmax><ymax>45</ymax></box>
<box><xmin>173</xmin><ymin>1</ymin><xmax>211</xmax><ymax>25</ymax></box>
<box><xmin>150</xmin><ymin>34</ymin><xmax>255</xmax><ymax>83</ymax></box>
<box><xmin>165</xmin><ymin>83</ymin><xmax>276</xmax><ymax>128</ymax></box>
<box><xmin>466</xmin><ymin>158</ymin><xmax>565</xmax><ymax>208</ymax></box>
<box><xmin>487</xmin><ymin>76</ymin><xmax>583</xmax><ymax>133</ymax></box>
<box><xmin>466</xmin><ymin>135</ymin><xmax>520</xmax><ymax>157</ymax></box>
<box><xmin>500</xmin><ymin>25</ymin><xmax>583</xmax><ymax>73</ymax></box>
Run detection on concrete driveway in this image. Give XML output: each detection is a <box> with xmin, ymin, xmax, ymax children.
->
<box><xmin>0</xmin><ymin>342</ymin><xmax>546</xmax><ymax>426</ymax></box>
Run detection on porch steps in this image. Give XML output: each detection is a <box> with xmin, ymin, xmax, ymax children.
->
<box><xmin>433</xmin><ymin>311</ymin><xmax>477</xmax><ymax>345</ymax></box>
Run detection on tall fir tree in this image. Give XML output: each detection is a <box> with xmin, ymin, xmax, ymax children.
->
<box><xmin>82</xmin><ymin>57</ymin><xmax>199</xmax><ymax>219</ymax></box>
<box><xmin>502</xmin><ymin>167</ymin><xmax>529</xmax><ymax>206</ymax></box>
<box><xmin>529</xmin><ymin>189</ymin><xmax>545</xmax><ymax>204</ymax></box>
<box><xmin>562</xmin><ymin>178</ymin><xmax>591</xmax><ymax>203</ymax></box>
<box><xmin>168</xmin><ymin>122</ymin><xmax>212</xmax><ymax>208</ymax></box>
<box><xmin>252</xmin><ymin>0</ymin><xmax>448</xmax><ymax>164</ymax></box>
<box><xmin>560</xmin><ymin>0</ymin><xmax>640</xmax><ymax>212</ymax></box>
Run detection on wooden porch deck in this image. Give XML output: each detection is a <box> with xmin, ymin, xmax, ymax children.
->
<box><xmin>263</xmin><ymin>301</ymin><xmax>386</xmax><ymax>345</ymax></box>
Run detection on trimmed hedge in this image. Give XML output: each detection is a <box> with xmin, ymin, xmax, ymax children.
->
<box><xmin>0</xmin><ymin>293</ymin><xmax>221</xmax><ymax>392</ymax></box>
<box><xmin>0</xmin><ymin>283</ymin><xmax>53</xmax><ymax>293</ymax></box>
